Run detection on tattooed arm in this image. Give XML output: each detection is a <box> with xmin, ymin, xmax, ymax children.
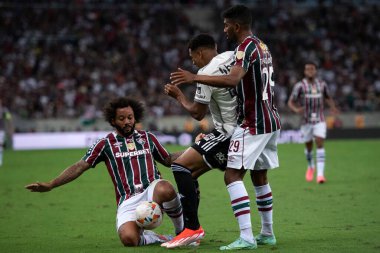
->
<box><xmin>25</xmin><ymin>160</ymin><xmax>91</xmax><ymax>192</ymax></box>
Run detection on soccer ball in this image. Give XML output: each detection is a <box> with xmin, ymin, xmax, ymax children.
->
<box><xmin>135</xmin><ymin>201</ymin><xmax>163</xmax><ymax>230</ymax></box>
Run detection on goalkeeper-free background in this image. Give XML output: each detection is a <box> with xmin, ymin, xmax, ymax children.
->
<box><xmin>0</xmin><ymin>140</ymin><xmax>379</xmax><ymax>253</ymax></box>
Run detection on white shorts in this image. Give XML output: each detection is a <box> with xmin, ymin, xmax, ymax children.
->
<box><xmin>116</xmin><ymin>179</ymin><xmax>163</xmax><ymax>231</ymax></box>
<box><xmin>227</xmin><ymin>127</ymin><xmax>280</xmax><ymax>171</ymax></box>
<box><xmin>300</xmin><ymin>122</ymin><xmax>326</xmax><ymax>142</ymax></box>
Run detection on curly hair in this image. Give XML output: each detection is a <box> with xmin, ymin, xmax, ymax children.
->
<box><xmin>103</xmin><ymin>97</ymin><xmax>145</xmax><ymax>126</ymax></box>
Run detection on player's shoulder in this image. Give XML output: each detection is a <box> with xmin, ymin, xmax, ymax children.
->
<box><xmin>199</xmin><ymin>51</ymin><xmax>234</xmax><ymax>75</ymax></box>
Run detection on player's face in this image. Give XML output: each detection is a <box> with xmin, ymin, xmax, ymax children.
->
<box><xmin>304</xmin><ymin>64</ymin><xmax>317</xmax><ymax>79</ymax></box>
<box><xmin>223</xmin><ymin>18</ymin><xmax>238</xmax><ymax>43</ymax></box>
<box><xmin>189</xmin><ymin>48</ymin><xmax>203</xmax><ymax>68</ymax></box>
<box><xmin>113</xmin><ymin>106</ymin><xmax>136</xmax><ymax>137</ymax></box>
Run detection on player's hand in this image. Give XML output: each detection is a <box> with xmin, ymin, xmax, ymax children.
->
<box><xmin>25</xmin><ymin>182</ymin><xmax>53</xmax><ymax>192</ymax></box>
<box><xmin>295</xmin><ymin>107</ymin><xmax>304</xmax><ymax>114</ymax></box>
<box><xmin>195</xmin><ymin>133</ymin><xmax>206</xmax><ymax>142</ymax></box>
<box><xmin>330</xmin><ymin>107</ymin><xmax>340</xmax><ymax>116</ymax></box>
<box><xmin>164</xmin><ymin>83</ymin><xmax>182</xmax><ymax>99</ymax></box>
<box><xmin>170</xmin><ymin>68</ymin><xmax>195</xmax><ymax>86</ymax></box>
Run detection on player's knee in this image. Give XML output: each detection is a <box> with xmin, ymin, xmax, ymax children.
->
<box><xmin>119</xmin><ymin>233</ymin><xmax>139</xmax><ymax>247</ymax></box>
<box><xmin>155</xmin><ymin>180</ymin><xmax>176</xmax><ymax>199</ymax></box>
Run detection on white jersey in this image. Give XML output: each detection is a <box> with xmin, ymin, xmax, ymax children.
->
<box><xmin>194</xmin><ymin>51</ymin><xmax>238</xmax><ymax>137</ymax></box>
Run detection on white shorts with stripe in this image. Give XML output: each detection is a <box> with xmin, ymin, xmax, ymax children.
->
<box><xmin>116</xmin><ymin>179</ymin><xmax>163</xmax><ymax>231</ymax></box>
<box><xmin>300</xmin><ymin>122</ymin><xmax>326</xmax><ymax>142</ymax></box>
<box><xmin>226</xmin><ymin>126</ymin><xmax>280</xmax><ymax>171</ymax></box>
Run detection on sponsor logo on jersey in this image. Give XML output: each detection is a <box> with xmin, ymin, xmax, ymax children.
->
<box><xmin>115</xmin><ymin>148</ymin><xmax>150</xmax><ymax>158</ymax></box>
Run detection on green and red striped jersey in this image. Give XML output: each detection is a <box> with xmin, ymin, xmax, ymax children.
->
<box><xmin>289</xmin><ymin>78</ymin><xmax>331</xmax><ymax>124</ymax></box>
<box><xmin>233</xmin><ymin>35</ymin><xmax>281</xmax><ymax>135</ymax></box>
<box><xmin>82</xmin><ymin>130</ymin><xmax>170</xmax><ymax>206</ymax></box>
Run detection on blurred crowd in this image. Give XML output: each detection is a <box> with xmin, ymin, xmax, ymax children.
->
<box><xmin>0</xmin><ymin>1</ymin><xmax>379</xmax><ymax>129</ymax></box>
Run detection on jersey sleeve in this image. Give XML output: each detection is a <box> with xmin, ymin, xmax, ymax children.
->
<box><xmin>82</xmin><ymin>138</ymin><xmax>106</xmax><ymax>168</ymax></box>
<box><xmin>194</xmin><ymin>83</ymin><xmax>212</xmax><ymax>104</ymax></box>
<box><xmin>322</xmin><ymin>81</ymin><xmax>331</xmax><ymax>99</ymax></box>
<box><xmin>234</xmin><ymin>42</ymin><xmax>257</xmax><ymax>72</ymax></box>
<box><xmin>147</xmin><ymin>132</ymin><xmax>170</xmax><ymax>164</ymax></box>
<box><xmin>289</xmin><ymin>82</ymin><xmax>302</xmax><ymax>101</ymax></box>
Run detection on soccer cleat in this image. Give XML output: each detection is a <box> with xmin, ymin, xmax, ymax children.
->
<box><xmin>162</xmin><ymin>226</ymin><xmax>205</xmax><ymax>248</ymax></box>
<box><xmin>305</xmin><ymin>167</ymin><xmax>315</xmax><ymax>182</ymax></box>
<box><xmin>219</xmin><ymin>237</ymin><xmax>257</xmax><ymax>251</ymax></box>
<box><xmin>188</xmin><ymin>239</ymin><xmax>201</xmax><ymax>247</ymax></box>
<box><xmin>143</xmin><ymin>230</ymin><xmax>173</xmax><ymax>244</ymax></box>
<box><xmin>317</xmin><ymin>176</ymin><xmax>326</xmax><ymax>184</ymax></box>
<box><xmin>256</xmin><ymin>233</ymin><xmax>276</xmax><ymax>245</ymax></box>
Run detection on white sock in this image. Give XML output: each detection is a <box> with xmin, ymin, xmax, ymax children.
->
<box><xmin>316</xmin><ymin>148</ymin><xmax>325</xmax><ymax>177</ymax></box>
<box><xmin>139</xmin><ymin>230</ymin><xmax>167</xmax><ymax>245</ymax></box>
<box><xmin>162</xmin><ymin>195</ymin><xmax>184</xmax><ymax>235</ymax></box>
<box><xmin>255</xmin><ymin>184</ymin><xmax>273</xmax><ymax>236</ymax></box>
<box><xmin>227</xmin><ymin>181</ymin><xmax>254</xmax><ymax>243</ymax></box>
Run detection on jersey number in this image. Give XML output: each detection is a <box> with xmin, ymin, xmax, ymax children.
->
<box><xmin>229</xmin><ymin>140</ymin><xmax>240</xmax><ymax>152</ymax></box>
<box><xmin>262</xmin><ymin>66</ymin><xmax>274</xmax><ymax>100</ymax></box>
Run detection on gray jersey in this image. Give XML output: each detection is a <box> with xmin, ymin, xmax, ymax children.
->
<box><xmin>194</xmin><ymin>51</ymin><xmax>238</xmax><ymax>137</ymax></box>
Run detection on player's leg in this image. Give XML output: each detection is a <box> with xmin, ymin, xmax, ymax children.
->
<box><xmin>301</xmin><ymin>124</ymin><xmax>315</xmax><ymax>181</ymax></box>
<box><xmin>0</xmin><ymin>131</ymin><xmax>4</xmax><ymax>166</ymax></box>
<box><xmin>314</xmin><ymin>122</ymin><xmax>327</xmax><ymax>183</ymax></box>
<box><xmin>151</xmin><ymin>180</ymin><xmax>184</xmax><ymax>235</ymax></box>
<box><xmin>220</xmin><ymin>127</ymin><xmax>258</xmax><ymax>250</ymax></box>
<box><xmin>170</xmin><ymin>147</ymin><xmax>206</xmax><ymax>230</ymax></box>
<box><xmin>250</xmin><ymin>131</ymin><xmax>279</xmax><ymax>246</ymax></box>
<box><xmin>163</xmin><ymin>148</ymin><xmax>207</xmax><ymax>248</ymax></box>
<box><xmin>117</xmin><ymin>191</ymin><xmax>173</xmax><ymax>247</ymax></box>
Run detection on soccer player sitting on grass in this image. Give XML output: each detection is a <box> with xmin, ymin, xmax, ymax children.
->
<box><xmin>25</xmin><ymin>97</ymin><xmax>185</xmax><ymax>247</ymax></box>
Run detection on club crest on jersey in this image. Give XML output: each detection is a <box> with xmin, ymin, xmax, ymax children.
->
<box><xmin>136</xmin><ymin>138</ymin><xmax>146</xmax><ymax>145</ymax></box>
<box><xmin>236</xmin><ymin>51</ymin><xmax>244</xmax><ymax>60</ymax></box>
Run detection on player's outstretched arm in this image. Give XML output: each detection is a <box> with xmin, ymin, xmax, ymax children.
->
<box><xmin>25</xmin><ymin>160</ymin><xmax>91</xmax><ymax>192</ymax></box>
<box><xmin>170</xmin><ymin>66</ymin><xmax>244</xmax><ymax>88</ymax></box>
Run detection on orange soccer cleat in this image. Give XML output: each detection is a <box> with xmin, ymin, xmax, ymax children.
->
<box><xmin>161</xmin><ymin>226</ymin><xmax>205</xmax><ymax>248</ymax></box>
<box><xmin>305</xmin><ymin>167</ymin><xmax>315</xmax><ymax>182</ymax></box>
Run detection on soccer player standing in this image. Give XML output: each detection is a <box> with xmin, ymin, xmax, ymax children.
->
<box><xmin>25</xmin><ymin>97</ymin><xmax>184</xmax><ymax>247</ymax></box>
<box><xmin>162</xmin><ymin>34</ymin><xmax>238</xmax><ymax>248</ymax></box>
<box><xmin>288</xmin><ymin>62</ymin><xmax>338</xmax><ymax>183</ymax></box>
<box><xmin>170</xmin><ymin>5</ymin><xmax>281</xmax><ymax>250</ymax></box>
<box><xmin>0</xmin><ymin>99</ymin><xmax>12</xmax><ymax>167</ymax></box>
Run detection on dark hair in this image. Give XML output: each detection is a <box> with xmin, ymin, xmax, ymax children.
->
<box><xmin>103</xmin><ymin>97</ymin><xmax>145</xmax><ymax>126</ymax></box>
<box><xmin>188</xmin><ymin>34</ymin><xmax>216</xmax><ymax>51</ymax></box>
<box><xmin>304</xmin><ymin>61</ymin><xmax>318</xmax><ymax>68</ymax></box>
<box><xmin>222</xmin><ymin>5</ymin><xmax>252</xmax><ymax>26</ymax></box>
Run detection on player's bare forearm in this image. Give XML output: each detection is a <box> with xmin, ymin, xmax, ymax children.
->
<box><xmin>25</xmin><ymin>160</ymin><xmax>91</xmax><ymax>192</ymax></box>
<box><xmin>170</xmin><ymin>67</ymin><xmax>241</xmax><ymax>88</ymax></box>
<box><xmin>288</xmin><ymin>99</ymin><xmax>303</xmax><ymax>114</ymax></box>
<box><xmin>161</xmin><ymin>151</ymin><xmax>186</xmax><ymax>167</ymax></box>
<box><xmin>326</xmin><ymin>98</ymin><xmax>339</xmax><ymax>114</ymax></box>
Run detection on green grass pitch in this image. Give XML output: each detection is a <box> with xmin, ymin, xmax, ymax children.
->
<box><xmin>0</xmin><ymin>140</ymin><xmax>379</xmax><ymax>253</ymax></box>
